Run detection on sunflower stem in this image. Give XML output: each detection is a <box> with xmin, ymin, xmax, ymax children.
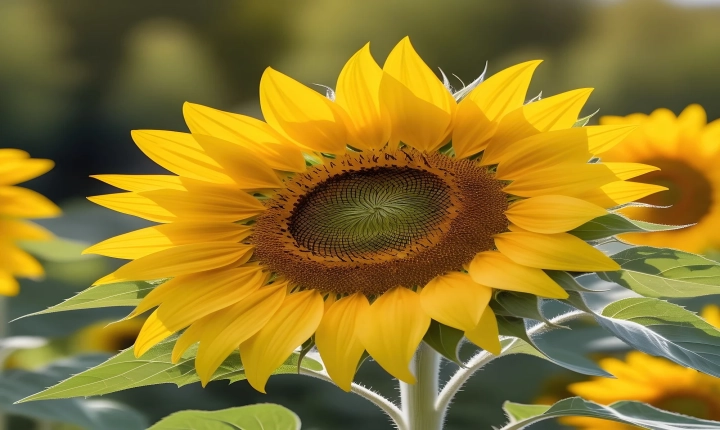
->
<box><xmin>436</xmin><ymin>310</ymin><xmax>588</xmax><ymax>416</ymax></box>
<box><xmin>400</xmin><ymin>342</ymin><xmax>444</xmax><ymax>430</ymax></box>
<box><xmin>299</xmin><ymin>367</ymin><xmax>408</xmax><ymax>430</ymax></box>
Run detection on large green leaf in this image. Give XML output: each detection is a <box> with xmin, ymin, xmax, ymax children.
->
<box><xmin>567</xmin><ymin>292</ymin><xmax>720</xmax><ymax>378</ymax></box>
<box><xmin>501</xmin><ymin>397</ymin><xmax>720</xmax><ymax>429</ymax></box>
<box><xmin>569</xmin><ymin>214</ymin><xmax>683</xmax><ymax>241</ymax></box>
<box><xmin>19</xmin><ymin>237</ymin><xmax>97</xmax><ymax>262</ymax></box>
<box><xmin>148</xmin><ymin>404</ymin><xmax>301</xmax><ymax>430</ymax></box>
<box><xmin>423</xmin><ymin>320</ymin><xmax>464</xmax><ymax>365</ymax></box>
<box><xmin>18</xmin><ymin>281</ymin><xmax>155</xmax><ymax>319</ymax></box>
<box><xmin>20</xmin><ymin>334</ymin><xmax>323</xmax><ymax>401</ymax></box>
<box><xmin>598</xmin><ymin>246</ymin><xmax>720</xmax><ymax>298</ymax></box>
<box><xmin>0</xmin><ymin>355</ymin><xmax>147</xmax><ymax>429</ymax></box>
<box><xmin>497</xmin><ymin>316</ymin><xmax>610</xmax><ymax>377</ymax></box>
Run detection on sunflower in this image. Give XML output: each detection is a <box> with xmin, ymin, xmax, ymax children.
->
<box><xmin>561</xmin><ymin>305</ymin><xmax>720</xmax><ymax>429</ymax></box>
<box><xmin>74</xmin><ymin>319</ymin><xmax>146</xmax><ymax>353</ymax></box>
<box><xmin>85</xmin><ymin>37</ymin><xmax>664</xmax><ymax>393</ymax></box>
<box><xmin>0</xmin><ymin>149</ymin><xmax>60</xmax><ymax>296</ymax></box>
<box><xmin>600</xmin><ymin>105</ymin><xmax>720</xmax><ymax>252</ymax></box>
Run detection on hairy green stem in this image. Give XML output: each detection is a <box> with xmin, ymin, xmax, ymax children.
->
<box><xmin>400</xmin><ymin>342</ymin><xmax>444</xmax><ymax>430</ymax></box>
<box><xmin>299</xmin><ymin>367</ymin><xmax>408</xmax><ymax>430</ymax></box>
<box><xmin>0</xmin><ymin>296</ymin><xmax>7</xmax><ymax>430</ymax></box>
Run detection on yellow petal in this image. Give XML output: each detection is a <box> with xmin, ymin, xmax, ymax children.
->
<box><xmin>131</xmin><ymin>130</ymin><xmax>234</xmax><ymax>184</ymax></box>
<box><xmin>335</xmin><ymin>43</ymin><xmax>390</xmax><ymax>150</ymax></box>
<box><xmin>84</xmin><ymin>222</ymin><xmax>250</xmax><ymax>259</ymax></box>
<box><xmin>157</xmin><ymin>266</ymin><xmax>267</xmax><ymax>331</ymax></box>
<box><xmin>356</xmin><ymin>287</ymin><xmax>430</xmax><ymax>384</ymax></box>
<box><xmin>602</xmin><ymin>162</ymin><xmax>659</xmax><ymax>180</ymax></box>
<box><xmin>183</xmin><ymin>102</ymin><xmax>306</xmax><ymax>173</ymax></box>
<box><xmin>464</xmin><ymin>307</ymin><xmax>501</xmax><ymax>355</ymax></box>
<box><xmin>453</xmin><ymin>61</ymin><xmax>542</xmax><ymax>158</ymax></box>
<box><xmin>93</xmin><ymin>242</ymin><xmax>254</xmax><ymax>285</ymax></box>
<box><xmin>0</xmin><ymin>271</ymin><xmax>19</xmax><ymax>296</ymax></box>
<box><xmin>0</xmin><ymin>158</ymin><xmax>54</xmax><ymax>186</ymax></box>
<box><xmin>420</xmin><ymin>272</ymin><xmax>492</xmax><ymax>332</ymax></box>
<box><xmin>172</xmin><ymin>319</ymin><xmax>206</xmax><ymax>363</ymax></box>
<box><xmin>586</xmin><ymin>125</ymin><xmax>637</xmax><ymax>155</ymax></box>
<box><xmin>0</xmin><ymin>247</ymin><xmax>44</xmax><ymax>278</ymax></box>
<box><xmin>240</xmin><ymin>290</ymin><xmax>324</xmax><ymax>393</ymax></box>
<box><xmin>260</xmin><ymin>67</ymin><xmax>347</xmax><ymax>154</ymax></box>
<box><xmin>88</xmin><ymin>192</ymin><xmax>176</xmax><ymax>223</ymax></box>
<box><xmin>192</xmin><ymin>134</ymin><xmax>283</xmax><ymax>189</ymax></box>
<box><xmin>493</xmin><ymin>129</ymin><xmax>591</xmax><ymax>179</ymax></box>
<box><xmin>0</xmin><ymin>219</ymin><xmax>53</xmax><ymax>241</ymax></box>
<box><xmin>468</xmin><ymin>251</ymin><xmax>568</xmax><ymax>299</ymax></box>
<box><xmin>138</xmin><ymin>182</ymin><xmax>265</xmax><ymax>222</ymax></box>
<box><xmin>134</xmin><ymin>309</ymin><xmax>174</xmax><ymax>357</ymax></box>
<box><xmin>0</xmin><ymin>186</ymin><xmax>61</xmax><ymax>218</ymax></box>
<box><xmin>380</xmin><ymin>37</ymin><xmax>455</xmax><ymax>152</ymax></box>
<box><xmin>505</xmin><ymin>195</ymin><xmax>607</xmax><ymax>234</ymax></box>
<box><xmin>575</xmin><ymin>181</ymin><xmax>668</xmax><ymax>208</ymax></box>
<box><xmin>487</xmin><ymin>88</ymin><xmax>593</xmax><ymax>151</ymax></box>
<box><xmin>502</xmin><ymin>164</ymin><xmax>617</xmax><ymax>198</ymax></box>
<box><xmin>494</xmin><ymin>231</ymin><xmax>620</xmax><ymax>272</ymax></box>
<box><xmin>196</xmin><ymin>283</ymin><xmax>286</xmax><ymax>385</ymax></box>
<box><xmin>91</xmin><ymin>175</ymin><xmax>186</xmax><ymax>192</ymax></box>
<box><xmin>316</xmin><ymin>293</ymin><xmax>369</xmax><ymax>391</ymax></box>
<box><xmin>154</xmin><ymin>268</ymin><xmax>266</xmax><ymax>333</ymax></box>
<box><xmin>0</xmin><ymin>149</ymin><xmax>29</xmax><ymax>160</ymax></box>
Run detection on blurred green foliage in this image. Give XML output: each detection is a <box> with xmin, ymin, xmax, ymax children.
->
<box><xmin>3</xmin><ymin>0</ymin><xmax>720</xmax><ymax>428</ymax></box>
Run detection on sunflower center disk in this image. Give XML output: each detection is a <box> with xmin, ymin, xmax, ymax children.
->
<box><xmin>252</xmin><ymin>150</ymin><xmax>509</xmax><ymax>296</ymax></box>
<box><xmin>289</xmin><ymin>167</ymin><xmax>451</xmax><ymax>261</ymax></box>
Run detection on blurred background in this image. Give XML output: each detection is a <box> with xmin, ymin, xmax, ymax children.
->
<box><xmin>3</xmin><ymin>0</ymin><xmax>720</xmax><ymax>428</ymax></box>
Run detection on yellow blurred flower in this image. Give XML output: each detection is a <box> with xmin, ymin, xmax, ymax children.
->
<box><xmin>563</xmin><ymin>305</ymin><xmax>720</xmax><ymax>429</ymax></box>
<box><xmin>600</xmin><ymin>105</ymin><xmax>720</xmax><ymax>252</ymax></box>
<box><xmin>0</xmin><ymin>149</ymin><xmax>60</xmax><ymax>296</ymax></box>
<box><xmin>74</xmin><ymin>319</ymin><xmax>146</xmax><ymax>353</ymax></box>
<box><xmin>85</xmin><ymin>37</ymin><xmax>660</xmax><ymax>393</ymax></box>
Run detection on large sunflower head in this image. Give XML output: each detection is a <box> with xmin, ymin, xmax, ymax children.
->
<box><xmin>85</xmin><ymin>37</ymin><xmax>664</xmax><ymax>393</ymax></box>
<box><xmin>0</xmin><ymin>149</ymin><xmax>60</xmax><ymax>296</ymax></box>
<box><xmin>563</xmin><ymin>306</ymin><xmax>720</xmax><ymax>430</ymax></box>
<box><xmin>600</xmin><ymin>105</ymin><xmax>720</xmax><ymax>252</ymax></box>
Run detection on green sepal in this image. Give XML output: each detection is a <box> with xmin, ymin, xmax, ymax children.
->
<box><xmin>569</xmin><ymin>213</ymin><xmax>685</xmax><ymax>241</ymax></box>
<box><xmin>423</xmin><ymin>320</ymin><xmax>465</xmax><ymax>365</ymax></box>
<box><xmin>491</xmin><ymin>291</ymin><xmax>560</xmax><ymax>327</ymax></box>
<box><xmin>599</xmin><ymin>245</ymin><xmax>720</xmax><ymax>298</ymax></box>
<box><xmin>296</xmin><ymin>336</ymin><xmax>315</xmax><ymax>374</ymax></box>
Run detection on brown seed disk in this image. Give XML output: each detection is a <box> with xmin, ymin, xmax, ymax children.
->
<box><xmin>251</xmin><ymin>149</ymin><xmax>509</xmax><ymax>296</ymax></box>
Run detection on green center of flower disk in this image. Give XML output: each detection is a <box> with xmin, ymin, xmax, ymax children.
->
<box><xmin>288</xmin><ymin>167</ymin><xmax>452</xmax><ymax>260</ymax></box>
<box><xmin>252</xmin><ymin>150</ymin><xmax>509</xmax><ymax>295</ymax></box>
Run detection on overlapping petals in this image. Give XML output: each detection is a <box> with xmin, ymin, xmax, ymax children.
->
<box><xmin>0</xmin><ymin>150</ymin><xmax>59</xmax><ymax>296</ymax></box>
<box><xmin>83</xmin><ymin>37</ymin><xmax>663</xmax><ymax>394</ymax></box>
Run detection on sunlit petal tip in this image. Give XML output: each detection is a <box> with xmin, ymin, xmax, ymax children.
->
<box><xmin>260</xmin><ymin>67</ymin><xmax>347</xmax><ymax>154</ymax></box>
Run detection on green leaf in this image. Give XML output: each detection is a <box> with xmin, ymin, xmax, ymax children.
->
<box><xmin>496</xmin><ymin>316</ymin><xmax>610</xmax><ymax>377</ymax></box>
<box><xmin>18</xmin><ymin>237</ymin><xmax>97</xmax><ymax>262</ymax></box>
<box><xmin>598</xmin><ymin>297</ymin><xmax>720</xmax><ymax>378</ymax></box>
<box><xmin>598</xmin><ymin>246</ymin><xmax>720</xmax><ymax>298</ymax></box>
<box><xmin>148</xmin><ymin>404</ymin><xmax>301</xmax><ymax>430</ymax></box>
<box><xmin>20</xmin><ymin>334</ymin><xmax>323</xmax><ymax>401</ymax></box>
<box><xmin>1</xmin><ymin>355</ymin><xmax>147</xmax><ymax>429</ymax></box>
<box><xmin>569</xmin><ymin>214</ymin><xmax>684</xmax><ymax>241</ymax></box>
<box><xmin>501</xmin><ymin>397</ymin><xmax>720</xmax><ymax>429</ymax></box>
<box><xmin>18</xmin><ymin>281</ymin><xmax>155</xmax><ymax>319</ymax></box>
<box><xmin>423</xmin><ymin>320</ymin><xmax>465</xmax><ymax>365</ymax></box>
<box><xmin>492</xmin><ymin>292</ymin><xmax>558</xmax><ymax>326</ymax></box>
